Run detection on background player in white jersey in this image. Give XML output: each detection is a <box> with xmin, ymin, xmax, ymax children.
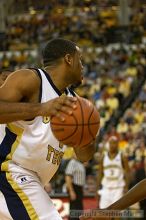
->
<box><xmin>0</xmin><ymin>38</ymin><xmax>95</xmax><ymax>220</ymax></box>
<box><xmin>96</xmin><ymin>136</ymin><xmax>130</xmax><ymax>209</ymax></box>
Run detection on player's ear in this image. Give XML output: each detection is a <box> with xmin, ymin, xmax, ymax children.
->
<box><xmin>64</xmin><ymin>54</ymin><xmax>73</xmax><ymax>66</ymax></box>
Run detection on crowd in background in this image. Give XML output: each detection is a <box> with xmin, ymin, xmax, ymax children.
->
<box><xmin>0</xmin><ymin>0</ymin><xmax>146</xmax><ymax>51</ymax></box>
<box><xmin>0</xmin><ymin>0</ymin><xmax>146</xmax><ymax>200</ymax></box>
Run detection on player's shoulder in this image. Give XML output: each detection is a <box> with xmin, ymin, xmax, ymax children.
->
<box><xmin>8</xmin><ymin>68</ymin><xmax>41</xmax><ymax>88</ymax></box>
<box><xmin>2</xmin><ymin>68</ymin><xmax>41</xmax><ymax>97</ymax></box>
<box><xmin>10</xmin><ymin>68</ymin><xmax>39</xmax><ymax>80</ymax></box>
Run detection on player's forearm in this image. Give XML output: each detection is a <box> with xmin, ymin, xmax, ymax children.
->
<box><xmin>0</xmin><ymin>102</ymin><xmax>42</xmax><ymax>123</ymax></box>
<box><xmin>0</xmin><ymin>96</ymin><xmax>77</xmax><ymax>124</ymax></box>
<box><xmin>107</xmin><ymin>179</ymin><xmax>146</xmax><ymax>210</ymax></box>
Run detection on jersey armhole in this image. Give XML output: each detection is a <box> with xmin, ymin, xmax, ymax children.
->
<box><xmin>23</xmin><ymin>68</ymin><xmax>42</xmax><ymax>123</ymax></box>
<box><xmin>29</xmin><ymin>68</ymin><xmax>42</xmax><ymax>103</ymax></box>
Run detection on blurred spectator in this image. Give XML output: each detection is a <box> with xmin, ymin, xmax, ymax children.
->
<box><xmin>116</xmin><ymin>118</ymin><xmax>129</xmax><ymax>134</ymax></box>
<box><xmin>84</xmin><ymin>175</ymin><xmax>96</xmax><ymax>196</ymax></box>
<box><xmin>139</xmin><ymin>83</ymin><xmax>146</xmax><ymax>102</ymax></box>
<box><xmin>0</xmin><ymin>0</ymin><xmax>145</xmax><ymax>51</ymax></box>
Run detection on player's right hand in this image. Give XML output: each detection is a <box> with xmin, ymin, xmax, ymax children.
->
<box><xmin>41</xmin><ymin>96</ymin><xmax>77</xmax><ymax>121</ymax></box>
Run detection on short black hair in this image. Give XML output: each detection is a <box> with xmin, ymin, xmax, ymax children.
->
<box><xmin>42</xmin><ymin>38</ymin><xmax>76</xmax><ymax>67</ymax></box>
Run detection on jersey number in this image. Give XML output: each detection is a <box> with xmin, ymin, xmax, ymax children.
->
<box><xmin>110</xmin><ymin>169</ymin><xmax>114</xmax><ymax>176</ymax></box>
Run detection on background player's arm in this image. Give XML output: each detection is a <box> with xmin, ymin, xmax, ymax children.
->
<box><xmin>73</xmin><ymin>142</ymin><xmax>96</xmax><ymax>162</ymax></box>
<box><xmin>122</xmin><ymin>155</ymin><xmax>130</xmax><ymax>192</ymax></box>
<box><xmin>96</xmin><ymin>155</ymin><xmax>104</xmax><ymax>199</ymax></box>
<box><xmin>0</xmin><ymin>69</ymin><xmax>77</xmax><ymax>123</ymax></box>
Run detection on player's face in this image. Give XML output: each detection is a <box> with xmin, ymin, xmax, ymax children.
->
<box><xmin>71</xmin><ymin>46</ymin><xmax>84</xmax><ymax>85</ymax></box>
<box><xmin>109</xmin><ymin>140</ymin><xmax>118</xmax><ymax>153</ymax></box>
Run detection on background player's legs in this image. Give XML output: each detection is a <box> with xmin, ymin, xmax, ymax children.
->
<box><xmin>99</xmin><ymin>188</ymin><xmax>124</xmax><ymax>209</ymax></box>
<box><xmin>99</xmin><ymin>188</ymin><xmax>111</xmax><ymax>209</ymax></box>
<box><xmin>112</xmin><ymin>188</ymin><xmax>124</xmax><ymax>204</ymax></box>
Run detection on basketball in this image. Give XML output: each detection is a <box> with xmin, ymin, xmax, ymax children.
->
<box><xmin>50</xmin><ymin>97</ymin><xmax>100</xmax><ymax>148</ymax></box>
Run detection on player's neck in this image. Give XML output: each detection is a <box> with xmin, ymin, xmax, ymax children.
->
<box><xmin>108</xmin><ymin>151</ymin><xmax>118</xmax><ymax>159</ymax></box>
<box><xmin>44</xmin><ymin>67</ymin><xmax>68</xmax><ymax>93</ymax></box>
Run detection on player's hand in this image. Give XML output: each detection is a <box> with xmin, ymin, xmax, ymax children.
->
<box><xmin>41</xmin><ymin>96</ymin><xmax>77</xmax><ymax>121</ymax></box>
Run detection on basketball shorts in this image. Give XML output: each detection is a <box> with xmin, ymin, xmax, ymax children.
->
<box><xmin>98</xmin><ymin>187</ymin><xmax>124</xmax><ymax>209</ymax></box>
<box><xmin>0</xmin><ymin>163</ymin><xmax>62</xmax><ymax>220</ymax></box>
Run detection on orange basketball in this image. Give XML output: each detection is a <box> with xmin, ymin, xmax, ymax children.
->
<box><xmin>50</xmin><ymin>97</ymin><xmax>100</xmax><ymax>148</ymax></box>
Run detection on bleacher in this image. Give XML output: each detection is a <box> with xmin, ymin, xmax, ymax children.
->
<box><xmin>0</xmin><ymin>0</ymin><xmax>146</xmax><ymax>218</ymax></box>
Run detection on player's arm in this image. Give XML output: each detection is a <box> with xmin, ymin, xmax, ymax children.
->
<box><xmin>122</xmin><ymin>154</ymin><xmax>130</xmax><ymax>192</ymax></box>
<box><xmin>80</xmin><ymin>179</ymin><xmax>146</xmax><ymax>220</ymax></box>
<box><xmin>0</xmin><ymin>69</ymin><xmax>77</xmax><ymax>123</ymax></box>
<box><xmin>73</xmin><ymin>142</ymin><xmax>96</xmax><ymax>162</ymax></box>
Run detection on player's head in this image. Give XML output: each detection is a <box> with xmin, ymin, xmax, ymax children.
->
<box><xmin>108</xmin><ymin>136</ymin><xmax>119</xmax><ymax>153</ymax></box>
<box><xmin>42</xmin><ymin>38</ymin><xmax>83</xmax><ymax>86</ymax></box>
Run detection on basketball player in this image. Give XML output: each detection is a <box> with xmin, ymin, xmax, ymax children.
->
<box><xmin>96</xmin><ymin>136</ymin><xmax>130</xmax><ymax>209</ymax></box>
<box><xmin>0</xmin><ymin>38</ymin><xmax>95</xmax><ymax>220</ymax></box>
